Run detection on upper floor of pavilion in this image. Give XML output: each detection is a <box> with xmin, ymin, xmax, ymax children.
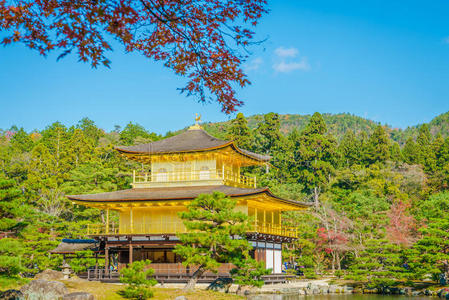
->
<box><xmin>115</xmin><ymin>121</ymin><xmax>270</xmax><ymax>189</ymax></box>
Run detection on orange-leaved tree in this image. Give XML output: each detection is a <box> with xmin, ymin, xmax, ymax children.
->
<box><xmin>0</xmin><ymin>0</ymin><xmax>267</xmax><ymax>113</ymax></box>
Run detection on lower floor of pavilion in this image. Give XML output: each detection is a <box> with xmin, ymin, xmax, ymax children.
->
<box><xmin>99</xmin><ymin>233</ymin><xmax>292</xmax><ymax>275</ymax></box>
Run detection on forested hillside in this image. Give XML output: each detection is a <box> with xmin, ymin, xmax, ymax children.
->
<box><xmin>0</xmin><ymin>111</ymin><xmax>449</xmax><ymax>288</ymax></box>
<box><xmin>202</xmin><ymin>111</ymin><xmax>449</xmax><ymax>143</ymax></box>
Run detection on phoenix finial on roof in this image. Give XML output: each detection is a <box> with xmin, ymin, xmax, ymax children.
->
<box><xmin>195</xmin><ymin>113</ymin><xmax>201</xmax><ymax>124</ymax></box>
<box><xmin>188</xmin><ymin>113</ymin><xmax>203</xmax><ymax>130</ymax></box>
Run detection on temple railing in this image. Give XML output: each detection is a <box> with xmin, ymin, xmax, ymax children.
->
<box><xmin>132</xmin><ymin>169</ymin><xmax>256</xmax><ymax>188</ymax></box>
<box><xmin>86</xmin><ymin>221</ymin><xmax>298</xmax><ymax>238</ymax></box>
<box><xmin>252</xmin><ymin>224</ymin><xmax>298</xmax><ymax>238</ymax></box>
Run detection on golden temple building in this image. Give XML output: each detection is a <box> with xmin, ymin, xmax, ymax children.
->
<box><xmin>67</xmin><ymin>119</ymin><xmax>308</xmax><ymax>276</ymax></box>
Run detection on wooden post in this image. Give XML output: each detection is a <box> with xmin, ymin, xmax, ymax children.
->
<box><xmin>133</xmin><ymin>170</ymin><xmax>136</xmax><ymax>183</ymax></box>
<box><xmin>130</xmin><ymin>206</ymin><xmax>133</xmax><ymax>234</ymax></box>
<box><xmin>105</xmin><ymin>247</ymin><xmax>109</xmax><ymax>277</ymax></box>
<box><xmin>106</xmin><ymin>207</ymin><xmax>109</xmax><ymax>234</ymax></box>
<box><xmin>129</xmin><ymin>243</ymin><xmax>133</xmax><ymax>265</ymax></box>
<box><xmin>263</xmin><ymin>209</ymin><xmax>266</xmax><ymax>232</ymax></box>
<box><xmin>95</xmin><ymin>252</ymin><xmax>98</xmax><ymax>279</ymax></box>
<box><xmin>254</xmin><ymin>207</ymin><xmax>258</xmax><ymax>231</ymax></box>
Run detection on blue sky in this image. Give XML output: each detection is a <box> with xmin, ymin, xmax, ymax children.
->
<box><xmin>1</xmin><ymin>0</ymin><xmax>449</xmax><ymax>134</ymax></box>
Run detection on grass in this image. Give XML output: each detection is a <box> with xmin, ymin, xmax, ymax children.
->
<box><xmin>1</xmin><ymin>276</ymin><xmax>244</xmax><ymax>299</ymax></box>
<box><xmin>61</xmin><ymin>279</ymin><xmax>244</xmax><ymax>300</ymax></box>
<box><xmin>0</xmin><ymin>275</ymin><xmax>30</xmax><ymax>290</ymax></box>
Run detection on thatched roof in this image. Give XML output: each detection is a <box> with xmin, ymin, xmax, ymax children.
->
<box><xmin>50</xmin><ymin>239</ymin><xmax>98</xmax><ymax>254</ymax></box>
<box><xmin>115</xmin><ymin>129</ymin><xmax>271</xmax><ymax>162</ymax></box>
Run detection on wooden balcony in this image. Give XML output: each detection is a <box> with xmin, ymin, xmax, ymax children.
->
<box><xmin>131</xmin><ymin>169</ymin><xmax>256</xmax><ymax>189</ymax></box>
<box><xmin>87</xmin><ymin>222</ymin><xmax>298</xmax><ymax>238</ymax></box>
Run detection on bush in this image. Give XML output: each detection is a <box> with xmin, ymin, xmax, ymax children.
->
<box><xmin>0</xmin><ymin>239</ymin><xmax>25</xmax><ymax>276</ymax></box>
<box><xmin>69</xmin><ymin>250</ymin><xmax>96</xmax><ymax>273</ymax></box>
<box><xmin>118</xmin><ymin>260</ymin><xmax>157</xmax><ymax>300</ymax></box>
<box><xmin>230</xmin><ymin>257</ymin><xmax>270</xmax><ymax>293</ymax></box>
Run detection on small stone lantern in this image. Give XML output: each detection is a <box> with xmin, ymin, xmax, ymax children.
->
<box><xmin>62</xmin><ymin>262</ymin><xmax>71</xmax><ymax>279</ymax></box>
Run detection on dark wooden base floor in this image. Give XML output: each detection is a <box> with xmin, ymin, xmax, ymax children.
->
<box><xmin>80</xmin><ymin>269</ymin><xmax>294</xmax><ymax>285</ymax></box>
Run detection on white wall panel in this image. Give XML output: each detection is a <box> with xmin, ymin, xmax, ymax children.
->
<box><xmin>274</xmin><ymin>250</ymin><xmax>282</xmax><ymax>274</ymax></box>
<box><xmin>266</xmin><ymin>249</ymin><xmax>273</xmax><ymax>272</ymax></box>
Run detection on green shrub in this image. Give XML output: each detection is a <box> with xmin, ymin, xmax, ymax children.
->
<box><xmin>69</xmin><ymin>250</ymin><xmax>96</xmax><ymax>273</ymax></box>
<box><xmin>0</xmin><ymin>239</ymin><xmax>25</xmax><ymax>276</ymax></box>
<box><xmin>118</xmin><ymin>260</ymin><xmax>157</xmax><ymax>300</ymax></box>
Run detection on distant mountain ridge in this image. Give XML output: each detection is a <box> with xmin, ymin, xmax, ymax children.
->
<box><xmin>200</xmin><ymin>111</ymin><xmax>449</xmax><ymax>143</ymax></box>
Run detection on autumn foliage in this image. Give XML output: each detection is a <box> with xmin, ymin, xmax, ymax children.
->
<box><xmin>0</xmin><ymin>0</ymin><xmax>267</xmax><ymax>113</ymax></box>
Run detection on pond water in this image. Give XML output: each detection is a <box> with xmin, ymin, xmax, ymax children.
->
<box><xmin>248</xmin><ymin>295</ymin><xmax>431</xmax><ymax>300</ymax></box>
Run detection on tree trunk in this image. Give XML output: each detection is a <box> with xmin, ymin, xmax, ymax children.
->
<box><xmin>183</xmin><ymin>265</ymin><xmax>205</xmax><ymax>291</ymax></box>
<box><xmin>313</xmin><ymin>186</ymin><xmax>320</xmax><ymax>208</ymax></box>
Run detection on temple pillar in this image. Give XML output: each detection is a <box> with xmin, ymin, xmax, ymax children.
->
<box><xmin>105</xmin><ymin>207</ymin><xmax>109</xmax><ymax>234</ymax></box>
<box><xmin>129</xmin><ymin>243</ymin><xmax>133</xmax><ymax>265</ymax></box>
<box><xmin>130</xmin><ymin>206</ymin><xmax>134</xmax><ymax>234</ymax></box>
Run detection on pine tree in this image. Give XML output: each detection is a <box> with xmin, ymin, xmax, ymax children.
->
<box><xmin>390</xmin><ymin>142</ymin><xmax>403</xmax><ymax>162</ymax></box>
<box><xmin>119</xmin><ymin>260</ymin><xmax>157</xmax><ymax>299</ymax></box>
<box><xmin>347</xmin><ymin>239</ymin><xmax>403</xmax><ymax>289</ymax></box>
<box><xmin>174</xmin><ymin>192</ymin><xmax>253</xmax><ymax>290</ymax></box>
<box><xmin>76</xmin><ymin>117</ymin><xmax>104</xmax><ymax>145</ymax></box>
<box><xmin>0</xmin><ymin>178</ymin><xmax>31</xmax><ymax>276</ymax></box>
<box><xmin>226</xmin><ymin>113</ymin><xmax>253</xmax><ymax>150</ymax></box>
<box><xmin>10</xmin><ymin>128</ymin><xmax>34</xmax><ymax>152</ymax></box>
<box><xmin>291</xmin><ymin>112</ymin><xmax>336</xmax><ymax>207</ymax></box>
<box><xmin>364</xmin><ymin>125</ymin><xmax>390</xmax><ymax>165</ymax></box>
<box><xmin>410</xmin><ymin>192</ymin><xmax>449</xmax><ymax>280</ymax></box>
<box><xmin>254</xmin><ymin>112</ymin><xmax>282</xmax><ymax>154</ymax></box>
<box><xmin>402</xmin><ymin>137</ymin><xmax>419</xmax><ymax>164</ymax></box>
<box><xmin>119</xmin><ymin>123</ymin><xmax>159</xmax><ymax>146</ymax></box>
<box><xmin>338</xmin><ymin>130</ymin><xmax>360</xmax><ymax>167</ymax></box>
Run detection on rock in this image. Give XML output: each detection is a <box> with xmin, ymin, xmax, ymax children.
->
<box><xmin>174</xmin><ymin>297</ymin><xmax>187</xmax><ymax>300</ymax></box>
<box><xmin>0</xmin><ymin>289</ymin><xmax>23</xmax><ymax>300</ymax></box>
<box><xmin>63</xmin><ymin>292</ymin><xmax>95</xmax><ymax>300</ymax></box>
<box><xmin>35</xmin><ymin>269</ymin><xmax>65</xmax><ymax>281</ymax></box>
<box><xmin>20</xmin><ymin>279</ymin><xmax>68</xmax><ymax>300</ymax></box>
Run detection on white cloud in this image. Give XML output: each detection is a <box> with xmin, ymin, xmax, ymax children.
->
<box><xmin>272</xmin><ymin>46</ymin><xmax>310</xmax><ymax>73</ymax></box>
<box><xmin>273</xmin><ymin>58</ymin><xmax>310</xmax><ymax>73</ymax></box>
<box><xmin>244</xmin><ymin>57</ymin><xmax>263</xmax><ymax>71</ymax></box>
<box><xmin>274</xmin><ymin>47</ymin><xmax>299</xmax><ymax>58</ymax></box>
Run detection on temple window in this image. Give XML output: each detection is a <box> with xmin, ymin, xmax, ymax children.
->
<box><xmin>155</xmin><ymin>168</ymin><xmax>168</xmax><ymax>182</ymax></box>
<box><xmin>199</xmin><ymin>166</ymin><xmax>210</xmax><ymax>180</ymax></box>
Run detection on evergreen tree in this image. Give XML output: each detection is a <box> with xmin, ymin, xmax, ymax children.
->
<box><xmin>0</xmin><ymin>238</ymin><xmax>25</xmax><ymax>276</ymax></box>
<box><xmin>338</xmin><ymin>130</ymin><xmax>360</xmax><ymax>167</ymax></box>
<box><xmin>416</xmin><ymin>124</ymin><xmax>436</xmax><ymax>171</ymax></box>
<box><xmin>364</xmin><ymin>125</ymin><xmax>390</xmax><ymax>165</ymax></box>
<box><xmin>10</xmin><ymin>128</ymin><xmax>34</xmax><ymax>152</ymax></box>
<box><xmin>402</xmin><ymin>137</ymin><xmax>419</xmax><ymax>165</ymax></box>
<box><xmin>230</xmin><ymin>258</ymin><xmax>269</xmax><ymax>294</ymax></box>
<box><xmin>119</xmin><ymin>260</ymin><xmax>157</xmax><ymax>299</ymax></box>
<box><xmin>0</xmin><ymin>177</ymin><xmax>30</xmax><ymax>232</ymax></box>
<box><xmin>174</xmin><ymin>192</ymin><xmax>253</xmax><ymax>290</ymax></box>
<box><xmin>254</xmin><ymin>112</ymin><xmax>282</xmax><ymax>154</ymax></box>
<box><xmin>390</xmin><ymin>142</ymin><xmax>403</xmax><ymax>162</ymax></box>
<box><xmin>76</xmin><ymin>117</ymin><xmax>104</xmax><ymax>145</ymax></box>
<box><xmin>347</xmin><ymin>239</ymin><xmax>403</xmax><ymax>289</ymax></box>
<box><xmin>291</xmin><ymin>112</ymin><xmax>336</xmax><ymax>207</ymax></box>
<box><xmin>226</xmin><ymin>113</ymin><xmax>253</xmax><ymax>150</ymax></box>
<box><xmin>409</xmin><ymin>192</ymin><xmax>449</xmax><ymax>280</ymax></box>
<box><xmin>119</xmin><ymin>123</ymin><xmax>159</xmax><ymax>146</ymax></box>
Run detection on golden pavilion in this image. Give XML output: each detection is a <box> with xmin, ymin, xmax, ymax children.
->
<box><xmin>67</xmin><ymin>119</ymin><xmax>308</xmax><ymax>276</ymax></box>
